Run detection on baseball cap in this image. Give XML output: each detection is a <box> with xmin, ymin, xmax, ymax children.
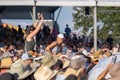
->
<box><xmin>21</xmin><ymin>53</ymin><xmax>34</xmax><ymax>61</ymax></box>
<box><xmin>57</xmin><ymin>34</ymin><xmax>64</xmax><ymax>38</ymax></box>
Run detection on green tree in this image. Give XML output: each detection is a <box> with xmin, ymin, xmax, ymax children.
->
<box><xmin>73</xmin><ymin>7</ymin><xmax>94</xmax><ymax>36</ymax></box>
<box><xmin>73</xmin><ymin>7</ymin><xmax>120</xmax><ymax>42</ymax></box>
<box><xmin>98</xmin><ymin>7</ymin><xmax>120</xmax><ymax>42</ymax></box>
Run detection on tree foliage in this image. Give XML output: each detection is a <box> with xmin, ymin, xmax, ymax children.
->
<box><xmin>73</xmin><ymin>7</ymin><xmax>94</xmax><ymax>35</ymax></box>
<box><xmin>73</xmin><ymin>7</ymin><xmax>120</xmax><ymax>42</ymax></box>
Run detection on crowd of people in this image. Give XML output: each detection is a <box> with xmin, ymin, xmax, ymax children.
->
<box><xmin>0</xmin><ymin>13</ymin><xmax>120</xmax><ymax>80</ymax></box>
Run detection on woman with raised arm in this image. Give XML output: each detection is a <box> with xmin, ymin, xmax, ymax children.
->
<box><xmin>45</xmin><ymin>34</ymin><xmax>64</xmax><ymax>55</ymax></box>
<box><xmin>24</xmin><ymin>13</ymin><xmax>44</xmax><ymax>52</ymax></box>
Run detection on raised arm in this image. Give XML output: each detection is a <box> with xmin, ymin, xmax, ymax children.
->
<box><xmin>97</xmin><ymin>63</ymin><xmax>113</xmax><ymax>80</ymax></box>
<box><xmin>27</xmin><ymin>13</ymin><xmax>44</xmax><ymax>40</ymax></box>
<box><xmin>45</xmin><ymin>41</ymin><xmax>58</xmax><ymax>54</ymax></box>
<box><xmin>33</xmin><ymin>13</ymin><xmax>41</xmax><ymax>28</ymax></box>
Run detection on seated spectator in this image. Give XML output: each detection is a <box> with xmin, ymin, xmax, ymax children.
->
<box><xmin>21</xmin><ymin>53</ymin><xmax>34</xmax><ymax>71</ymax></box>
<box><xmin>45</xmin><ymin>34</ymin><xmax>64</xmax><ymax>55</ymax></box>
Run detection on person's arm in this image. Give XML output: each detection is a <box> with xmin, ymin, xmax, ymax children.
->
<box><xmin>27</xmin><ymin>13</ymin><xmax>44</xmax><ymax>40</ymax></box>
<box><xmin>45</xmin><ymin>41</ymin><xmax>58</xmax><ymax>54</ymax></box>
<box><xmin>97</xmin><ymin>63</ymin><xmax>113</xmax><ymax>80</ymax></box>
<box><xmin>33</xmin><ymin>13</ymin><xmax>41</xmax><ymax>28</ymax></box>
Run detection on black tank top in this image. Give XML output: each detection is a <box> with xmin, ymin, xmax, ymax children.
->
<box><xmin>25</xmin><ymin>39</ymin><xmax>35</xmax><ymax>51</ymax></box>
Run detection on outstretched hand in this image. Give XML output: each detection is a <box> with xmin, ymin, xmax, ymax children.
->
<box><xmin>37</xmin><ymin>12</ymin><xmax>43</xmax><ymax>20</ymax></box>
<box><xmin>37</xmin><ymin>12</ymin><xmax>41</xmax><ymax>20</ymax></box>
<box><xmin>40</xmin><ymin>13</ymin><xmax>43</xmax><ymax>20</ymax></box>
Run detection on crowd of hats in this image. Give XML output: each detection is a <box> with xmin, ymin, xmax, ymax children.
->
<box><xmin>0</xmin><ymin>50</ymin><xmax>89</xmax><ymax>80</ymax></box>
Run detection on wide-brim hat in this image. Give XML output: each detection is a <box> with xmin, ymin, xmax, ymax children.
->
<box><xmin>92</xmin><ymin>50</ymin><xmax>102</xmax><ymax>62</ymax></box>
<box><xmin>64</xmin><ymin>68</ymin><xmax>82</xmax><ymax>78</ymax></box>
<box><xmin>7</xmin><ymin>60</ymin><xmax>34</xmax><ymax>79</ymax></box>
<box><xmin>0</xmin><ymin>57</ymin><xmax>12</xmax><ymax>69</ymax></box>
<box><xmin>34</xmin><ymin>65</ymin><xmax>58</xmax><ymax>80</ymax></box>
<box><xmin>42</xmin><ymin>54</ymin><xmax>58</xmax><ymax>68</ymax></box>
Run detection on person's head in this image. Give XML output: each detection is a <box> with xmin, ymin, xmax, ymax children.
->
<box><xmin>26</xmin><ymin>25</ymin><xmax>35</xmax><ymax>35</ymax></box>
<box><xmin>101</xmin><ymin>44</ymin><xmax>109</xmax><ymax>52</ymax></box>
<box><xmin>65</xmin><ymin>74</ymin><xmax>77</xmax><ymax>80</ymax></box>
<box><xmin>18</xmin><ymin>25</ymin><xmax>21</xmax><ymax>28</ymax></box>
<box><xmin>57</xmin><ymin>34</ymin><xmax>64</xmax><ymax>44</ymax></box>
<box><xmin>0</xmin><ymin>73</ymin><xmax>18</xmax><ymax>80</ymax></box>
<box><xmin>66</xmin><ymin>24</ymin><xmax>68</xmax><ymax>27</ymax></box>
<box><xmin>21</xmin><ymin>53</ymin><xmax>34</xmax><ymax>64</ymax></box>
<box><xmin>0</xmin><ymin>57</ymin><xmax>13</xmax><ymax>74</ymax></box>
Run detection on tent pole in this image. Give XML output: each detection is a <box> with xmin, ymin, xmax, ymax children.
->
<box><xmin>33</xmin><ymin>0</ymin><xmax>37</xmax><ymax>50</ymax></box>
<box><xmin>94</xmin><ymin>1</ymin><xmax>97</xmax><ymax>51</ymax></box>
<box><xmin>33</xmin><ymin>0</ymin><xmax>36</xmax><ymax>22</ymax></box>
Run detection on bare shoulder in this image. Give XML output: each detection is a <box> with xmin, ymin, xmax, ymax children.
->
<box><xmin>49</xmin><ymin>41</ymin><xmax>58</xmax><ymax>47</ymax></box>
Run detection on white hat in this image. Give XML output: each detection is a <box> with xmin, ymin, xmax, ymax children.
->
<box><xmin>21</xmin><ymin>53</ymin><xmax>33</xmax><ymax>61</ymax></box>
<box><xmin>57</xmin><ymin>34</ymin><xmax>64</xmax><ymax>38</ymax></box>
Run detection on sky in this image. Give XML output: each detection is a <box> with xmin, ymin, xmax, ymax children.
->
<box><xmin>55</xmin><ymin>6</ymin><xmax>74</xmax><ymax>33</ymax></box>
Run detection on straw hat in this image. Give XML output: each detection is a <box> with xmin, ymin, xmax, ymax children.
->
<box><xmin>34</xmin><ymin>66</ymin><xmax>58</xmax><ymax>80</ymax></box>
<box><xmin>42</xmin><ymin>54</ymin><xmax>58</xmax><ymax>68</ymax></box>
<box><xmin>0</xmin><ymin>57</ymin><xmax>12</xmax><ymax>69</ymax></box>
<box><xmin>92</xmin><ymin>50</ymin><xmax>102</xmax><ymax>62</ymax></box>
<box><xmin>64</xmin><ymin>55</ymin><xmax>86</xmax><ymax>78</ymax></box>
<box><xmin>64</xmin><ymin>68</ymin><xmax>82</xmax><ymax>77</ymax></box>
<box><xmin>7</xmin><ymin>61</ymin><xmax>34</xmax><ymax>79</ymax></box>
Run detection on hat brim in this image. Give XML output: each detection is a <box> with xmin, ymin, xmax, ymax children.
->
<box><xmin>42</xmin><ymin>54</ymin><xmax>58</xmax><ymax>68</ymax></box>
<box><xmin>0</xmin><ymin>66</ymin><xmax>10</xmax><ymax>69</ymax></box>
<box><xmin>46</xmin><ymin>56</ymin><xmax>58</xmax><ymax>67</ymax></box>
<box><xmin>64</xmin><ymin>68</ymin><xmax>82</xmax><ymax>77</ymax></box>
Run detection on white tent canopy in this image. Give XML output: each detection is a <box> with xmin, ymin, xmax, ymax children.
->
<box><xmin>0</xmin><ymin>0</ymin><xmax>120</xmax><ymax>7</ymax></box>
